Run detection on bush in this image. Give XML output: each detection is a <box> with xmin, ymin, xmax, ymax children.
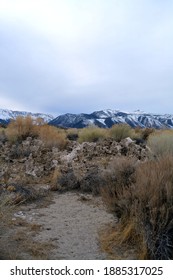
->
<box><xmin>38</xmin><ymin>125</ymin><xmax>67</xmax><ymax>149</ymax></box>
<box><xmin>66</xmin><ymin>128</ymin><xmax>79</xmax><ymax>141</ymax></box>
<box><xmin>101</xmin><ymin>157</ymin><xmax>137</xmax><ymax>218</ymax></box>
<box><xmin>133</xmin><ymin>156</ymin><xmax>173</xmax><ymax>259</ymax></box>
<box><xmin>78</xmin><ymin>126</ymin><xmax>108</xmax><ymax>143</ymax></box>
<box><xmin>101</xmin><ymin>156</ymin><xmax>173</xmax><ymax>259</ymax></box>
<box><xmin>132</xmin><ymin>127</ymin><xmax>155</xmax><ymax>144</ymax></box>
<box><xmin>147</xmin><ymin>130</ymin><xmax>173</xmax><ymax>157</ymax></box>
<box><xmin>109</xmin><ymin>124</ymin><xmax>133</xmax><ymax>142</ymax></box>
<box><xmin>0</xmin><ymin>128</ymin><xmax>7</xmax><ymax>143</ymax></box>
<box><xmin>141</xmin><ymin>128</ymin><xmax>155</xmax><ymax>141</ymax></box>
<box><xmin>6</xmin><ymin>116</ymin><xmax>37</xmax><ymax>143</ymax></box>
<box><xmin>5</xmin><ymin>117</ymin><xmax>67</xmax><ymax>149</ymax></box>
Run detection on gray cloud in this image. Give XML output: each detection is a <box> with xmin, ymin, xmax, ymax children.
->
<box><xmin>0</xmin><ymin>0</ymin><xmax>173</xmax><ymax>115</ymax></box>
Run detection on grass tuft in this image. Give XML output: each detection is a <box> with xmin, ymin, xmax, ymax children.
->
<box><xmin>78</xmin><ymin>126</ymin><xmax>108</xmax><ymax>143</ymax></box>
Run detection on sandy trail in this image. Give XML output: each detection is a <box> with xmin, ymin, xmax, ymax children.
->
<box><xmin>16</xmin><ymin>191</ymin><xmax>116</xmax><ymax>260</ymax></box>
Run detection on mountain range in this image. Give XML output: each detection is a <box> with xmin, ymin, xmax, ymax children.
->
<box><xmin>49</xmin><ymin>109</ymin><xmax>173</xmax><ymax>129</ymax></box>
<box><xmin>0</xmin><ymin>108</ymin><xmax>54</xmax><ymax>125</ymax></box>
<box><xmin>1</xmin><ymin>108</ymin><xmax>173</xmax><ymax>129</ymax></box>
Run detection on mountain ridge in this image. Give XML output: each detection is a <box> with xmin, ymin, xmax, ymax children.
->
<box><xmin>49</xmin><ymin>109</ymin><xmax>173</xmax><ymax>129</ymax></box>
<box><xmin>1</xmin><ymin>108</ymin><xmax>173</xmax><ymax>129</ymax></box>
<box><xmin>0</xmin><ymin>108</ymin><xmax>54</xmax><ymax>125</ymax></box>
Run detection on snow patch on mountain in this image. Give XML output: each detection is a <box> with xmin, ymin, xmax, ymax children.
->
<box><xmin>0</xmin><ymin>108</ymin><xmax>54</xmax><ymax>124</ymax></box>
<box><xmin>49</xmin><ymin>109</ymin><xmax>173</xmax><ymax>129</ymax></box>
<box><xmin>2</xmin><ymin>108</ymin><xmax>173</xmax><ymax>129</ymax></box>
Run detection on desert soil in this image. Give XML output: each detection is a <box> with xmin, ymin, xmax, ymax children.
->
<box><xmin>0</xmin><ymin>191</ymin><xmax>117</xmax><ymax>260</ymax></box>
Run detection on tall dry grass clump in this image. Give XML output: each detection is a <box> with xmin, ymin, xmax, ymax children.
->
<box><xmin>109</xmin><ymin>124</ymin><xmax>133</xmax><ymax>142</ymax></box>
<box><xmin>78</xmin><ymin>126</ymin><xmax>108</xmax><ymax>143</ymax></box>
<box><xmin>101</xmin><ymin>156</ymin><xmax>173</xmax><ymax>259</ymax></box>
<box><xmin>6</xmin><ymin>116</ymin><xmax>37</xmax><ymax>143</ymax></box>
<box><xmin>133</xmin><ymin>156</ymin><xmax>173</xmax><ymax>259</ymax></box>
<box><xmin>147</xmin><ymin>130</ymin><xmax>173</xmax><ymax>157</ymax></box>
<box><xmin>101</xmin><ymin>157</ymin><xmax>137</xmax><ymax>219</ymax></box>
<box><xmin>5</xmin><ymin>116</ymin><xmax>67</xmax><ymax>149</ymax></box>
<box><xmin>38</xmin><ymin>125</ymin><xmax>67</xmax><ymax>149</ymax></box>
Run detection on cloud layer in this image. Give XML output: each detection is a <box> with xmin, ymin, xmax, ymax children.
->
<box><xmin>0</xmin><ymin>0</ymin><xmax>173</xmax><ymax>115</ymax></box>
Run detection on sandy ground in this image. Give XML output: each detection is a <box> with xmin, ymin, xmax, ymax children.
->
<box><xmin>0</xmin><ymin>191</ymin><xmax>117</xmax><ymax>259</ymax></box>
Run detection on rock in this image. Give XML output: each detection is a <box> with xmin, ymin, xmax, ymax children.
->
<box><xmin>121</xmin><ymin>137</ymin><xmax>134</xmax><ymax>147</ymax></box>
<box><xmin>0</xmin><ymin>134</ymin><xmax>150</xmax><ymax>198</ymax></box>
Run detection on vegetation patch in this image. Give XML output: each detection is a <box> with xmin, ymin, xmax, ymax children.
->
<box><xmin>147</xmin><ymin>130</ymin><xmax>173</xmax><ymax>158</ymax></box>
<box><xmin>101</xmin><ymin>155</ymin><xmax>173</xmax><ymax>259</ymax></box>
<box><xmin>78</xmin><ymin>126</ymin><xmax>108</xmax><ymax>143</ymax></box>
<box><xmin>108</xmin><ymin>124</ymin><xmax>133</xmax><ymax>142</ymax></box>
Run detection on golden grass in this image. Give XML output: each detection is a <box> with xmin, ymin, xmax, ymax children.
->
<box><xmin>99</xmin><ymin>222</ymin><xmax>145</xmax><ymax>259</ymax></box>
<box><xmin>38</xmin><ymin>125</ymin><xmax>67</xmax><ymax>149</ymax></box>
<box><xmin>5</xmin><ymin>116</ymin><xmax>68</xmax><ymax>149</ymax></box>
<box><xmin>6</xmin><ymin>116</ymin><xmax>37</xmax><ymax>143</ymax></box>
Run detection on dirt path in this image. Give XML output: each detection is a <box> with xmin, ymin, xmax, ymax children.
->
<box><xmin>4</xmin><ymin>191</ymin><xmax>116</xmax><ymax>260</ymax></box>
<box><xmin>31</xmin><ymin>192</ymin><xmax>116</xmax><ymax>259</ymax></box>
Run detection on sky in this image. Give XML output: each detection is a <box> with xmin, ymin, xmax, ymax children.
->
<box><xmin>0</xmin><ymin>0</ymin><xmax>173</xmax><ymax>116</ymax></box>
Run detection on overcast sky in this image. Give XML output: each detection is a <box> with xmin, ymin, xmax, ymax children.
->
<box><xmin>0</xmin><ymin>0</ymin><xmax>173</xmax><ymax>116</ymax></box>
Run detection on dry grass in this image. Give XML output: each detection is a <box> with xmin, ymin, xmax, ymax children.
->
<box><xmin>147</xmin><ymin>130</ymin><xmax>173</xmax><ymax>157</ymax></box>
<box><xmin>101</xmin><ymin>157</ymin><xmax>137</xmax><ymax>218</ymax></box>
<box><xmin>108</xmin><ymin>124</ymin><xmax>133</xmax><ymax>142</ymax></box>
<box><xmin>78</xmin><ymin>126</ymin><xmax>108</xmax><ymax>143</ymax></box>
<box><xmin>50</xmin><ymin>168</ymin><xmax>62</xmax><ymax>191</ymax></box>
<box><xmin>0</xmin><ymin>128</ymin><xmax>7</xmax><ymax>142</ymax></box>
<box><xmin>132</xmin><ymin>127</ymin><xmax>155</xmax><ymax>143</ymax></box>
<box><xmin>0</xmin><ymin>197</ymin><xmax>55</xmax><ymax>259</ymax></box>
<box><xmin>133</xmin><ymin>156</ymin><xmax>173</xmax><ymax>259</ymax></box>
<box><xmin>5</xmin><ymin>228</ymin><xmax>55</xmax><ymax>259</ymax></box>
<box><xmin>38</xmin><ymin>125</ymin><xmax>67</xmax><ymax>149</ymax></box>
<box><xmin>6</xmin><ymin>116</ymin><xmax>37</xmax><ymax>143</ymax></box>
<box><xmin>5</xmin><ymin>116</ymin><xmax>67</xmax><ymax>149</ymax></box>
<box><xmin>99</xmin><ymin>222</ymin><xmax>146</xmax><ymax>259</ymax></box>
<box><xmin>101</xmin><ymin>155</ymin><xmax>173</xmax><ymax>259</ymax></box>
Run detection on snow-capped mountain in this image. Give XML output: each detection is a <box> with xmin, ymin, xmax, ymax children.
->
<box><xmin>49</xmin><ymin>109</ymin><xmax>173</xmax><ymax>129</ymax></box>
<box><xmin>0</xmin><ymin>108</ymin><xmax>54</xmax><ymax>125</ymax></box>
<box><xmin>1</xmin><ymin>108</ymin><xmax>173</xmax><ymax>129</ymax></box>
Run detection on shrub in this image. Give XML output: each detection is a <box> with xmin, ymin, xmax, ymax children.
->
<box><xmin>109</xmin><ymin>124</ymin><xmax>133</xmax><ymax>142</ymax></box>
<box><xmin>6</xmin><ymin>116</ymin><xmax>37</xmax><ymax>143</ymax></box>
<box><xmin>50</xmin><ymin>168</ymin><xmax>62</xmax><ymax>191</ymax></box>
<box><xmin>101</xmin><ymin>156</ymin><xmax>173</xmax><ymax>259</ymax></box>
<box><xmin>78</xmin><ymin>126</ymin><xmax>107</xmax><ymax>143</ymax></box>
<box><xmin>50</xmin><ymin>167</ymin><xmax>80</xmax><ymax>192</ymax></box>
<box><xmin>5</xmin><ymin>116</ymin><xmax>67</xmax><ymax>149</ymax></box>
<box><xmin>101</xmin><ymin>157</ymin><xmax>137</xmax><ymax>218</ymax></box>
<box><xmin>141</xmin><ymin>128</ymin><xmax>155</xmax><ymax>141</ymax></box>
<box><xmin>133</xmin><ymin>156</ymin><xmax>173</xmax><ymax>259</ymax></box>
<box><xmin>132</xmin><ymin>127</ymin><xmax>155</xmax><ymax>144</ymax></box>
<box><xmin>147</xmin><ymin>130</ymin><xmax>173</xmax><ymax>157</ymax></box>
<box><xmin>66</xmin><ymin>128</ymin><xmax>79</xmax><ymax>141</ymax></box>
<box><xmin>38</xmin><ymin>125</ymin><xmax>67</xmax><ymax>149</ymax></box>
<box><xmin>0</xmin><ymin>128</ymin><xmax>7</xmax><ymax>143</ymax></box>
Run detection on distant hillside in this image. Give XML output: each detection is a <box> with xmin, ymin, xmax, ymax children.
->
<box><xmin>0</xmin><ymin>108</ymin><xmax>54</xmax><ymax>125</ymax></box>
<box><xmin>49</xmin><ymin>109</ymin><xmax>173</xmax><ymax>129</ymax></box>
<box><xmin>1</xmin><ymin>108</ymin><xmax>173</xmax><ymax>129</ymax></box>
